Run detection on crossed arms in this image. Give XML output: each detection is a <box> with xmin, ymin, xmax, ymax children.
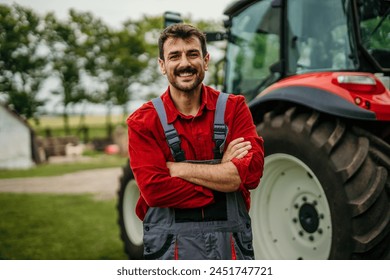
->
<box><xmin>167</xmin><ymin>137</ymin><xmax>252</xmax><ymax>192</ymax></box>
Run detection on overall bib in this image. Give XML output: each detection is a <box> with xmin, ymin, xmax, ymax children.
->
<box><xmin>143</xmin><ymin>93</ymin><xmax>254</xmax><ymax>260</ymax></box>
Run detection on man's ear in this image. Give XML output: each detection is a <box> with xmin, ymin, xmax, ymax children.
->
<box><xmin>204</xmin><ymin>53</ymin><xmax>210</xmax><ymax>71</ymax></box>
<box><xmin>158</xmin><ymin>58</ymin><xmax>166</xmax><ymax>75</ymax></box>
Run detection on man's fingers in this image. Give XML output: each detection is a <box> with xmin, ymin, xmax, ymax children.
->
<box><xmin>231</xmin><ymin>141</ymin><xmax>252</xmax><ymax>152</ymax></box>
<box><xmin>227</xmin><ymin>140</ymin><xmax>251</xmax><ymax>158</ymax></box>
<box><xmin>222</xmin><ymin>138</ymin><xmax>252</xmax><ymax>162</ymax></box>
<box><xmin>235</xmin><ymin>149</ymin><xmax>249</xmax><ymax>159</ymax></box>
<box><xmin>232</xmin><ymin>143</ymin><xmax>251</xmax><ymax>157</ymax></box>
<box><xmin>227</xmin><ymin>137</ymin><xmax>245</xmax><ymax>147</ymax></box>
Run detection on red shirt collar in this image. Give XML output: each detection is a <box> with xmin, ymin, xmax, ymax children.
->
<box><xmin>161</xmin><ymin>84</ymin><xmax>216</xmax><ymax>124</ymax></box>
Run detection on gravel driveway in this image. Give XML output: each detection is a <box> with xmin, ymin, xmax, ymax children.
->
<box><xmin>0</xmin><ymin>167</ymin><xmax>122</xmax><ymax>200</ymax></box>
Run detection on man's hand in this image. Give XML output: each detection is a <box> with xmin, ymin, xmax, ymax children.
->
<box><xmin>222</xmin><ymin>137</ymin><xmax>252</xmax><ymax>163</ymax></box>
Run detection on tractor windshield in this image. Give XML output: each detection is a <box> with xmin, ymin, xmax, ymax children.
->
<box><xmin>224</xmin><ymin>0</ymin><xmax>281</xmax><ymax>99</ymax></box>
<box><xmin>286</xmin><ymin>0</ymin><xmax>358</xmax><ymax>74</ymax></box>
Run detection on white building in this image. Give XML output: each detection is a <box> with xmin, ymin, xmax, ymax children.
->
<box><xmin>0</xmin><ymin>104</ymin><xmax>38</xmax><ymax>169</ymax></box>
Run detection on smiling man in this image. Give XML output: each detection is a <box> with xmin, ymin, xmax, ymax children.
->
<box><xmin>127</xmin><ymin>23</ymin><xmax>264</xmax><ymax>260</ymax></box>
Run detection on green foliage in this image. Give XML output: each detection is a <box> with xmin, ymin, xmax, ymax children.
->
<box><xmin>0</xmin><ymin>4</ymin><xmax>48</xmax><ymax>122</ymax></box>
<box><xmin>44</xmin><ymin>10</ymin><xmax>108</xmax><ymax>133</ymax></box>
<box><xmin>34</xmin><ymin>124</ymin><xmax>108</xmax><ymax>139</ymax></box>
<box><xmin>190</xmin><ymin>18</ymin><xmax>225</xmax><ymax>33</ymax></box>
<box><xmin>0</xmin><ymin>193</ymin><xmax>127</xmax><ymax>260</ymax></box>
<box><xmin>117</xmin><ymin>15</ymin><xmax>170</xmax><ymax>104</ymax></box>
<box><xmin>103</xmin><ymin>27</ymin><xmax>148</xmax><ymax>112</ymax></box>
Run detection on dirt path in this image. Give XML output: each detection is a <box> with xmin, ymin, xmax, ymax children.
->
<box><xmin>0</xmin><ymin>167</ymin><xmax>122</xmax><ymax>200</ymax></box>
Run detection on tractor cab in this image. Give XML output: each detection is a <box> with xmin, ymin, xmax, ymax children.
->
<box><xmin>223</xmin><ymin>0</ymin><xmax>390</xmax><ymax>100</ymax></box>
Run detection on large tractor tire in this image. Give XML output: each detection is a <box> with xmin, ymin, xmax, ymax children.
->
<box><xmin>117</xmin><ymin>162</ymin><xmax>144</xmax><ymax>259</ymax></box>
<box><xmin>251</xmin><ymin>106</ymin><xmax>390</xmax><ymax>259</ymax></box>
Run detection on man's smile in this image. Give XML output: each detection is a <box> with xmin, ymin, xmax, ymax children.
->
<box><xmin>174</xmin><ymin>66</ymin><xmax>197</xmax><ymax>78</ymax></box>
<box><xmin>178</xmin><ymin>72</ymin><xmax>195</xmax><ymax>77</ymax></box>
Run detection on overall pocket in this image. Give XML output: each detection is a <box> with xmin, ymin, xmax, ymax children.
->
<box><xmin>143</xmin><ymin>232</ymin><xmax>175</xmax><ymax>260</ymax></box>
<box><xmin>232</xmin><ymin>231</ymin><xmax>255</xmax><ymax>259</ymax></box>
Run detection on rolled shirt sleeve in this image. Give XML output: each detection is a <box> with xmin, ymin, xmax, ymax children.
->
<box><xmin>225</xmin><ymin>95</ymin><xmax>265</xmax><ymax>191</ymax></box>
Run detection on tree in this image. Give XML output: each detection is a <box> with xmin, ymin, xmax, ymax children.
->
<box><xmin>117</xmin><ymin>16</ymin><xmax>168</xmax><ymax>120</ymax></box>
<box><xmin>90</xmin><ymin>17</ymin><xmax>157</xmax><ymax>134</ymax></box>
<box><xmin>44</xmin><ymin>10</ymin><xmax>101</xmax><ymax>134</ymax></box>
<box><xmin>65</xmin><ymin>10</ymin><xmax>111</xmax><ymax>132</ymax></box>
<box><xmin>0</xmin><ymin>4</ymin><xmax>48</xmax><ymax>123</ymax></box>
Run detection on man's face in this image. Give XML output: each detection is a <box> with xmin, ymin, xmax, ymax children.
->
<box><xmin>159</xmin><ymin>36</ymin><xmax>209</xmax><ymax>94</ymax></box>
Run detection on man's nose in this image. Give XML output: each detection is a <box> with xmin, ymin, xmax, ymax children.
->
<box><xmin>179</xmin><ymin>54</ymin><xmax>192</xmax><ymax>67</ymax></box>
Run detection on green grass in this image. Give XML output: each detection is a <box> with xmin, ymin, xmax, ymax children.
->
<box><xmin>0</xmin><ymin>193</ymin><xmax>128</xmax><ymax>260</ymax></box>
<box><xmin>34</xmin><ymin>125</ymin><xmax>111</xmax><ymax>139</ymax></box>
<box><xmin>30</xmin><ymin>114</ymin><xmax>127</xmax><ymax>139</ymax></box>
<box><xmin>31</xmin><ymin>114</ymin><xmax>127</xmax><ymax>129</ymax></box>
<box><xmin>0</xmin><ymin>154</ymin><xmax>127</xmax><ymax>179</ymax></box>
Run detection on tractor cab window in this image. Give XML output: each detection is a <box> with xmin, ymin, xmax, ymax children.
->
<box><xmin>224</xmin><ymin>0</ymin><xmax>280</xmax><ymax>100</ymax></box>
<box><xmin>358</xmin><ymin>0</ymin><xmax>390</xmax><ymax>69</ymax></box>
<box><xmin>287</xmin><ymin>0</ymin><xmax>358</xmax><ymax>74</ymax></box>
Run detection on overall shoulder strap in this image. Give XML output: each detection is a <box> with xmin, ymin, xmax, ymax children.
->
<box><xmin>152</xmin><ymin>97</ymin><xmax>185</xmax><ymax>162</ymax></box>
<box><xmin>213</xmin><ymin>92</ymin><xmax>229</xmax><ymax>160</ymax></box>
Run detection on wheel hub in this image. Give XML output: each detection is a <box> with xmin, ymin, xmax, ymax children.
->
<box><xmin>299</xmin><ymin>203</ymin><xmax>319</xmax><ymax>233</ymax></box>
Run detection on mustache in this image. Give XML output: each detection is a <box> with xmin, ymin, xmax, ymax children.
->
<box><xmin>174</xmin><ymin>66</ymin><xmax>197</xmax><ymax>76</ymax></box>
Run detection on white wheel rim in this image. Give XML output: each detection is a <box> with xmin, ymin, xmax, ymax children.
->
<box><xmin>250</xmin><ymin>153</ymin><xmax>332</xmax><ymax>259</ymax></box>
<box><xmin>123</xmin><ymin>180</ymin><xmax>143</xmax><ymax>246</ymax></box>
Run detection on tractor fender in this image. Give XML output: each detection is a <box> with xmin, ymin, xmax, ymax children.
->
<box><xmin>248</xmin><ymin>85</ymin><xmax>377</xmax><ymax>121</ymax></box>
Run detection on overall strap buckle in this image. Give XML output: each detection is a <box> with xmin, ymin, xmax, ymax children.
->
<box><xmin>213</xmin><ymin>92</ymin><xmax>229</xmax><ymax>159</ymax></box>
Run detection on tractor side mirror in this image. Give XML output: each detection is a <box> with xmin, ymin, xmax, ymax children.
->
<box><xmin>163</xmin><ymin>11</ymin><xmax>227</xmax><ymax>43</ymax></box>
<box><xmin>164</xmin><ymin>11</ymin><xmax>183</xmax><ymax>28</ymax></box>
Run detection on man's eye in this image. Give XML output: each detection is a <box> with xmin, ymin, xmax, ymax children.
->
<box><xmin>189</xmin><ymin>53</ymin><xmax>199</xmax><ymax>58</ymax></box>
<box><xmin>169</xmin><ymin>55</ymin><xmax>179</xmax><ymax>60</ymax></box>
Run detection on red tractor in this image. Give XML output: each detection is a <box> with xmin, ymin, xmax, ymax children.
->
<box><xmin>117</xmin><ymin>0</ymin><xmax>390</xmax><ymax>259</ymax></box>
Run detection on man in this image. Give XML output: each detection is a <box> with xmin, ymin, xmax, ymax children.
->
<box><xmin>127</xmin><ymin>23</ymin><xmax>264</xmax><ymax>260</ymax></box>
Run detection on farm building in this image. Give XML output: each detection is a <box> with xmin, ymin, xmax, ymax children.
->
<box><xmin>0</xmin><ymin>104</ymin><xmax>40</xmax><ymax>169</ymax></box>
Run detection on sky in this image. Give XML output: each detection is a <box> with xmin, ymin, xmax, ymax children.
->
<box><xmin>2</xmin><ymin>0</ymin><xmax>230</xmax><ymax>28</ymax></box>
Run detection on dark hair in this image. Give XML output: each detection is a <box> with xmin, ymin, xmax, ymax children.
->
<box><xmin>158</xmin><ymin>23</ymin><xmax>208</xmax><ymax>60</ymax></box>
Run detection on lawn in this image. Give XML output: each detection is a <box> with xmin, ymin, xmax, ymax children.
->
<box><xmin>0</xmin><ymin>193</ymin><xmax>128</xmax><ymax>260</ymax></box>
<box><xmin>30</xmin><ymin>114</ymin><xmax>127</xmax><ymax>139</ymax></box>
<box><xmin>0</xmin><ymin>159</ymin><xmax>130</xmax><ymax>260</ymax></box>
<box><xmin>31</xmin><ymin>114</ymin><xmax>127</xmax><ymax>128</ymax></box>
<box><xmin>0</xmin><ymin>115</ymin><xmax>131</xmax><ymax>260</ymax></box>
<box><xmin>0</xmin><ymin>154</ymin><xmax>127</xmax><ymax>179</ymax></box>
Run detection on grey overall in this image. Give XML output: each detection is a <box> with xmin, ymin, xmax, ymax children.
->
<box><xmin>144</xmin><ymin>93</ymin><xmax>254</xmax><ymax>260</ymax></box>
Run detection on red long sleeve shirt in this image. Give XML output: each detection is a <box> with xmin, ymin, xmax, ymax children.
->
<box><xmin>127</xmin><ymin>85</ymin><xmax>264</xmax><ymax>220</ymax></box>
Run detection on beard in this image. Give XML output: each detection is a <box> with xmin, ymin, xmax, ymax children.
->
<box><xmin>168</xmin><ymin>66</ymin><xmax>205</xmax><ymax>93</ymax></box>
